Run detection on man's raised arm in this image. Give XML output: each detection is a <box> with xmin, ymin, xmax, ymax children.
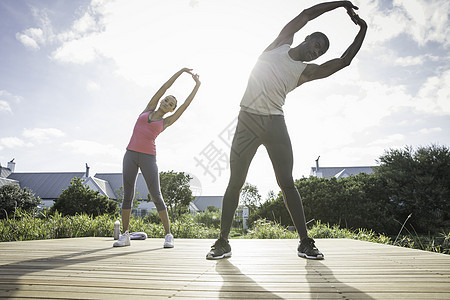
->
<box><xmin>298</xmin><ymin>12</ymin><xmax>367</xmax><ymax>85</ymax></box>
<box><xmin>266</xmin><ymin>1</ymin><xmax>359</xmax><ymax>51</ymax></box>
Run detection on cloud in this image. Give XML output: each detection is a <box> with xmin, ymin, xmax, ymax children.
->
<box><xmin>394</xmin><ymin>55</ymin><xmax>424</xmax><ymax>66</ymax></box>
<box><xmin>52</xmin><ymin>34</ymin><xmax>100</xmax><ymax>64</ymax></box>
<box><xmin>369</xmin><ymin>134</ymin><xmax>405</xmax><ymax>146</ymax></box>
<box><xmin>51</xmin><ymin>7</ymin><xmax>107</xmax><ymax>64</ymax></box>
<box><xmin>22</xmin><ymin>128</ymin><xmax>65</xmax><ymax>143</ymax></box>
<box><xmin>364</xmin><ymin>0</ymin><xmax>449</xmax><ymax>48</ymax></box>
<box><xmin>0</xmin><ymin>101</ymin><xmax>12</xmax><ymax>113</ymax></box>
<box><xmin>418</xmin><ymin>127</ymin><xmax>442</xmax><ymax>134</ymax></box>
<box><xmin>72</xmin><ymin>12</ymin><xmax>98</xmax><ymax>34</ymax></box>
<box><xmin>0</xmin><ymin>90</ymin><xmax>23</xmax><ymax>114</ymax></box>
<box><xmin>63</xmin><ymin>139</ymin><xmax>122</xmax><ymax>158</ymax></box>
<box><xmin>394</xmin><ymin>0</ymin><xmax>450</xmax><ymax>47</ymax></box>
<box><xmin>0</xmin><ymin>137</ymin><xmax>33</xmax><ymax>149</ymax></box>
<box><xmin>416</xmin><ymin>69</ymin><xmax>450</xmax><ymax>115</ymax></box>
<box><xmin>15</xmin><ymin>28</ymin><xmax>44</xmax><ymax>50</ymax></box>
<box><xmin>86</xmin><ymin>81</ymin><xmax>100</xmax><ymax>91</ymax></box>
<box><xmin>0</xmin><ymin>90</ymin><xmax>23</xmax><ymax>103</ymax></box>
<box><xmin>189</xmin><ymin>0</ymin><xmax>199</xmax><ymax>8</ymax></box>
<box><xmin>16</xmin><ymin>3</ymin><xmax>104</xmax><ymax>59</ymax></box>
<box><xmin>393</xmin><ymin>54</ymin><xmax>443</xmax><ymax>66</ymax></box>
<box><xmin>15</xmin><ymin>7</ymin><xmax>54</xmax><ymax>50</ymax></box>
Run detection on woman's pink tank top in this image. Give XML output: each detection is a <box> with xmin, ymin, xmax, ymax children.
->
<box><xmin>126</xmin><ymin>111</ymin><xmax>164</xmax><ymax>155</ymax></box>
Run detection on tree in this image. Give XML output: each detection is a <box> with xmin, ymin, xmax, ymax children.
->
<box><xmin>297</xmin><ymin>175</ymin><xmax>399</xmax><ymax>234</ymax></box>
<box><xmin>249</xmin><ymin>144</ymin><xmax>450</xmax><ymax>235</ymax></box>
<box><xmin>115</xmin><ymin>186</ymin><xmax>140</xmax><ymax>209</ymax></box>
<box><xmin>248</xmin><ymin>190</ymin><xmax>291</xmax><ymax>227</ymax></box>
<box><xmin>159</xmin><ymin>171</ymin><xmax>193</xmax><ymax>220</ymax></box>
<box><xmin>375</xmin><ymin>144</ymin><xmax>450</xmax><ymax>233</ymax></box>
<box><xmin>0</xmin><ymin>184</ymin><xmax>41</xmax><ymax>219</ymax></box>
<box><xmin>250</xmin><ymin>174</ymin><xmax>397</xmax><ymax>234</ymax></box>
<box><xmin>51</xmin><ymin>177</ymin><xmax>118</xmax><ymax>216</ymax></box>
<box><xmin>240</xmin><ymin>182</ymin><xmax>262</xmax><ymax>211</ymax></box>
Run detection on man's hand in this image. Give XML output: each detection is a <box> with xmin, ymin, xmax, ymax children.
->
<box><xmin>346</xmin><ymin>8</ymin><xmax>359</xmax><ymax>25</ymax></box>
<box><xmin>348</xmin><ymin>9</ymin><xmax>367</xmax><ymax>28</ymax></box>
<box><xmin>342</xmin><ymin>1</ymin><xmax>359</xmax><ymax>11</ymax></box>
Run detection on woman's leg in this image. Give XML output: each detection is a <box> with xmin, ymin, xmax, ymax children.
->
<box><xmin>158</xmin><ymin>209</ymin><xmax>171</xmax><ymax>235</ymax></box>
<box><xmin>139</xmin><ymin>153</ymin><xmax>170</xmax><ymax>235</ymax></box>
<box><xmin>121</xmin><ymin>209</ymin><xmax>132</xmax><ymax>233</ymax></box>
<box><xmin>122</xmin><ymin>150</ymin><xmax>139</xmax><ymax>232</ymax></box>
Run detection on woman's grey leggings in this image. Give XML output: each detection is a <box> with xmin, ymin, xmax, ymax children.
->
<box><xmin>220</xmin><ymin>110</ymin><xmax>308</xmax><ymax>239</ymax></box>
<box><xmin>122</xmin><ymin>150</ymin><xmax>167</xmax><ymax>211</ymax></box>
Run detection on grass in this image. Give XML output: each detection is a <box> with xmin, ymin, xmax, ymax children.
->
<box><xmin>1</xmin><ymin>210</ymin><xmax>448</xmax><ymax>255</ymax></box>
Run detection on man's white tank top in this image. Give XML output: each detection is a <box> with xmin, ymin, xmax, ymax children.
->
<box><xmin>240</xmin><ymin>44</ymin><xmax>307</xmax><ymax>115</ymax></box>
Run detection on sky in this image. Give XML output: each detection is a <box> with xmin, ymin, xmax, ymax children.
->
<box><xmin>0</xmin><ymin>0</ymin><xmax>449</xmax><ymax>199</ymax></box>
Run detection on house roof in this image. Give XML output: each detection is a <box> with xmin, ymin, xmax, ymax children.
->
<box><xmin>0</xmin><ymin>177</ymin><xmax>19</xmax><ymax>187</ymax></box>
<box><xmin>83</xmin><ymin>176</ymin><xmax>116</xmax><ymax>199</ymax></box>
<box><xmin>7</xmin><ymin>172</ymin><xmax>85</xmax><ymax>199</ymax></box>
<box><xmin>0</xmin><ymin>167</ymin><xmax>12</xmax><ymax>178</ymax></box>
<box><xmin>310</xmin><ymin>166</ymin><xmax>375</xmax><ymax>179</ymax></box>
<box><xmin>5</xmin><ymin>170</ymin><xmax>221</xmax><ymax>211</ymax></box>
<box><xmin>193</xmin><ymin>196</ymin><xmax>223</xmax><ymax>211</ymax></box>
<box><xmin>94</xmin><ymin>173</ymin><xmax>151</xmax><ymax>200</ymax></box>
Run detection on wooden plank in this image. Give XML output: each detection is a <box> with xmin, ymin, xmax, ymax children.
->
<box><xmin>0</xmin><ymin>237</ymin><xmax>449</xmax><ymax>299</ymax></box>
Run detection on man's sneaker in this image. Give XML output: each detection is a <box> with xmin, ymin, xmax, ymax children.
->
<box><xmin>206</xmin><ymin>238</ymin><xmax>232</xmax><ymax>260</ymax></box>
<box><xmin>163</xmin><ymin>233</ymin><xmax>174</xmax><ymax>248</ymax></box>
<box><xmin>298</xmin><ymin>237</ymin><xmax>324</xmax><ymax>260</ymax></box>
<box><xmin>113</xmin><ymin>231</ymin><xmax>130</xmax><ymax>247</ymax></box>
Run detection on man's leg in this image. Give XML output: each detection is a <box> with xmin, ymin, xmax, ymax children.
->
<box><xmin>264</xmin><ymin>117</ymin><xmax>308</xmax><ymax>239</ymax></box>
<box><xmin>207</xmin><ymin>112</ymin><xmax>261</xmax><ymax>259</ymax></box>
<box><xmin>220</xmin><ymin>113</ymin><xmax>261</xmax><ymax>239</ymax></box>
<box><xmin>264</xmin><ymin>117</ymin><xmax>323</xmax><ymax>259</ymax></box>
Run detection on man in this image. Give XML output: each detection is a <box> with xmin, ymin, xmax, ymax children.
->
<box><xmin>207</xmin><ymin>1</ymin><xmax>367</xmax><ymax>260</ymax></box>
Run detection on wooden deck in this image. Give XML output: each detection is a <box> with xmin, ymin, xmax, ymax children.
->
<box><xmin>0</xmin><ymin>238</ymin><xmax>449</xmax><ymax>299</ymax></box>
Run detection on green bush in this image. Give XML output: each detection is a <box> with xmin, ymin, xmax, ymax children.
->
<box><xmin>246</xmin><ymin>219</ymin><xmax>297</xmax><ymax>239</ymax></box>
<box><xmin>51</xmin><ymin>177</ymin><xmax>118</xmax><ymax>217</ymax></box>
<box><xmin>250</xmin><ymin>174</ymin><xmax>398</xmax><ymax>235</ymax></box>
<box><xmin>375</xmin><ymin>145</ymin><xmax>450</xmax><ymax>234</ymax></box>
<box><xmin>297</xmin><ymin>174</ymin><xmax>398</xmax><ymax>235</ymax></box>
<box><xmin>0</xmin><ymin>211</ymin><xmax>447</xmax><ymax>254</ymax></box>
<box><xmin>248</xmin><ymin>191</ymin><xmax>291</xmax><ymax>228</ymax></box>
<box><xmin>0</xmin><ymin>210</ymin><xmax>116</xmax><ymax>241</ymax></box>
<box><xmin>141</xmin><ymin>210</ymin><xmax>162</xmax><ymax>224</ymax></box>
<box><xmin>171</xmin><ymin>214</ymin><xmax>219</xmax><ymax>238</ymax></box>
<box><xmin>0</xmin><ymin>184</ymin><xmax>41</xmax><ymax>219</ymax></box>
<box><xmin>193</xmin><ymin>210</ymin><xmax>221</xmax><ymax>229</ymax></box>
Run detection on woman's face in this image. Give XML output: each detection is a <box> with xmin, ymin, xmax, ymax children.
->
<box><xmin>160</xmin><ymin>96</ymin><xmax>177</xmax><ymax>113</ymax></box>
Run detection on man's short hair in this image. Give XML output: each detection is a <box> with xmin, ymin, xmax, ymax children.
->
<box><xmin>310</xmin><ymin>32</ymin><xmax>330</xmax><ymax>52</ymax></box>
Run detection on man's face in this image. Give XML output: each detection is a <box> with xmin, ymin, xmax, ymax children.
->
<box><xmin>304</xmin><ymin>36</ymin><xmax>328</xmax><ymax>61</ymax></box>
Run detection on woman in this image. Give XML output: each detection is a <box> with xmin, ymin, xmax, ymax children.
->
<box><xmin>114</xmin><ymin>68</ymin><xmax>201</xmax><ymax>247</ymax></box>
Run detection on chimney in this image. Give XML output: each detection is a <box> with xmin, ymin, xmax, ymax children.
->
<box><xmin>315</xmin><ymin>156</ymin><xmax>323</xmax><ymax>178</ymax></box>
<box><xmin>8</xmin><ymin>159</ymin><xmax>15</xmax><ymax>173</ymax></box>
<box><xmin>85</xmin><ymin>163</ymin><xmax>90</xmax><ymax>178</ymax></box>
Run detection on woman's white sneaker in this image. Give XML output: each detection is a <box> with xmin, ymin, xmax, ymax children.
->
<box><xmin>113</xmin><ymin>231</ymin><xmax>130</xmax><ymax>247</ymax></box>
<box><xmin>164</xmin><ymin>233</ymin><xmax>174</xmax><ymax>248</ymax></box>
